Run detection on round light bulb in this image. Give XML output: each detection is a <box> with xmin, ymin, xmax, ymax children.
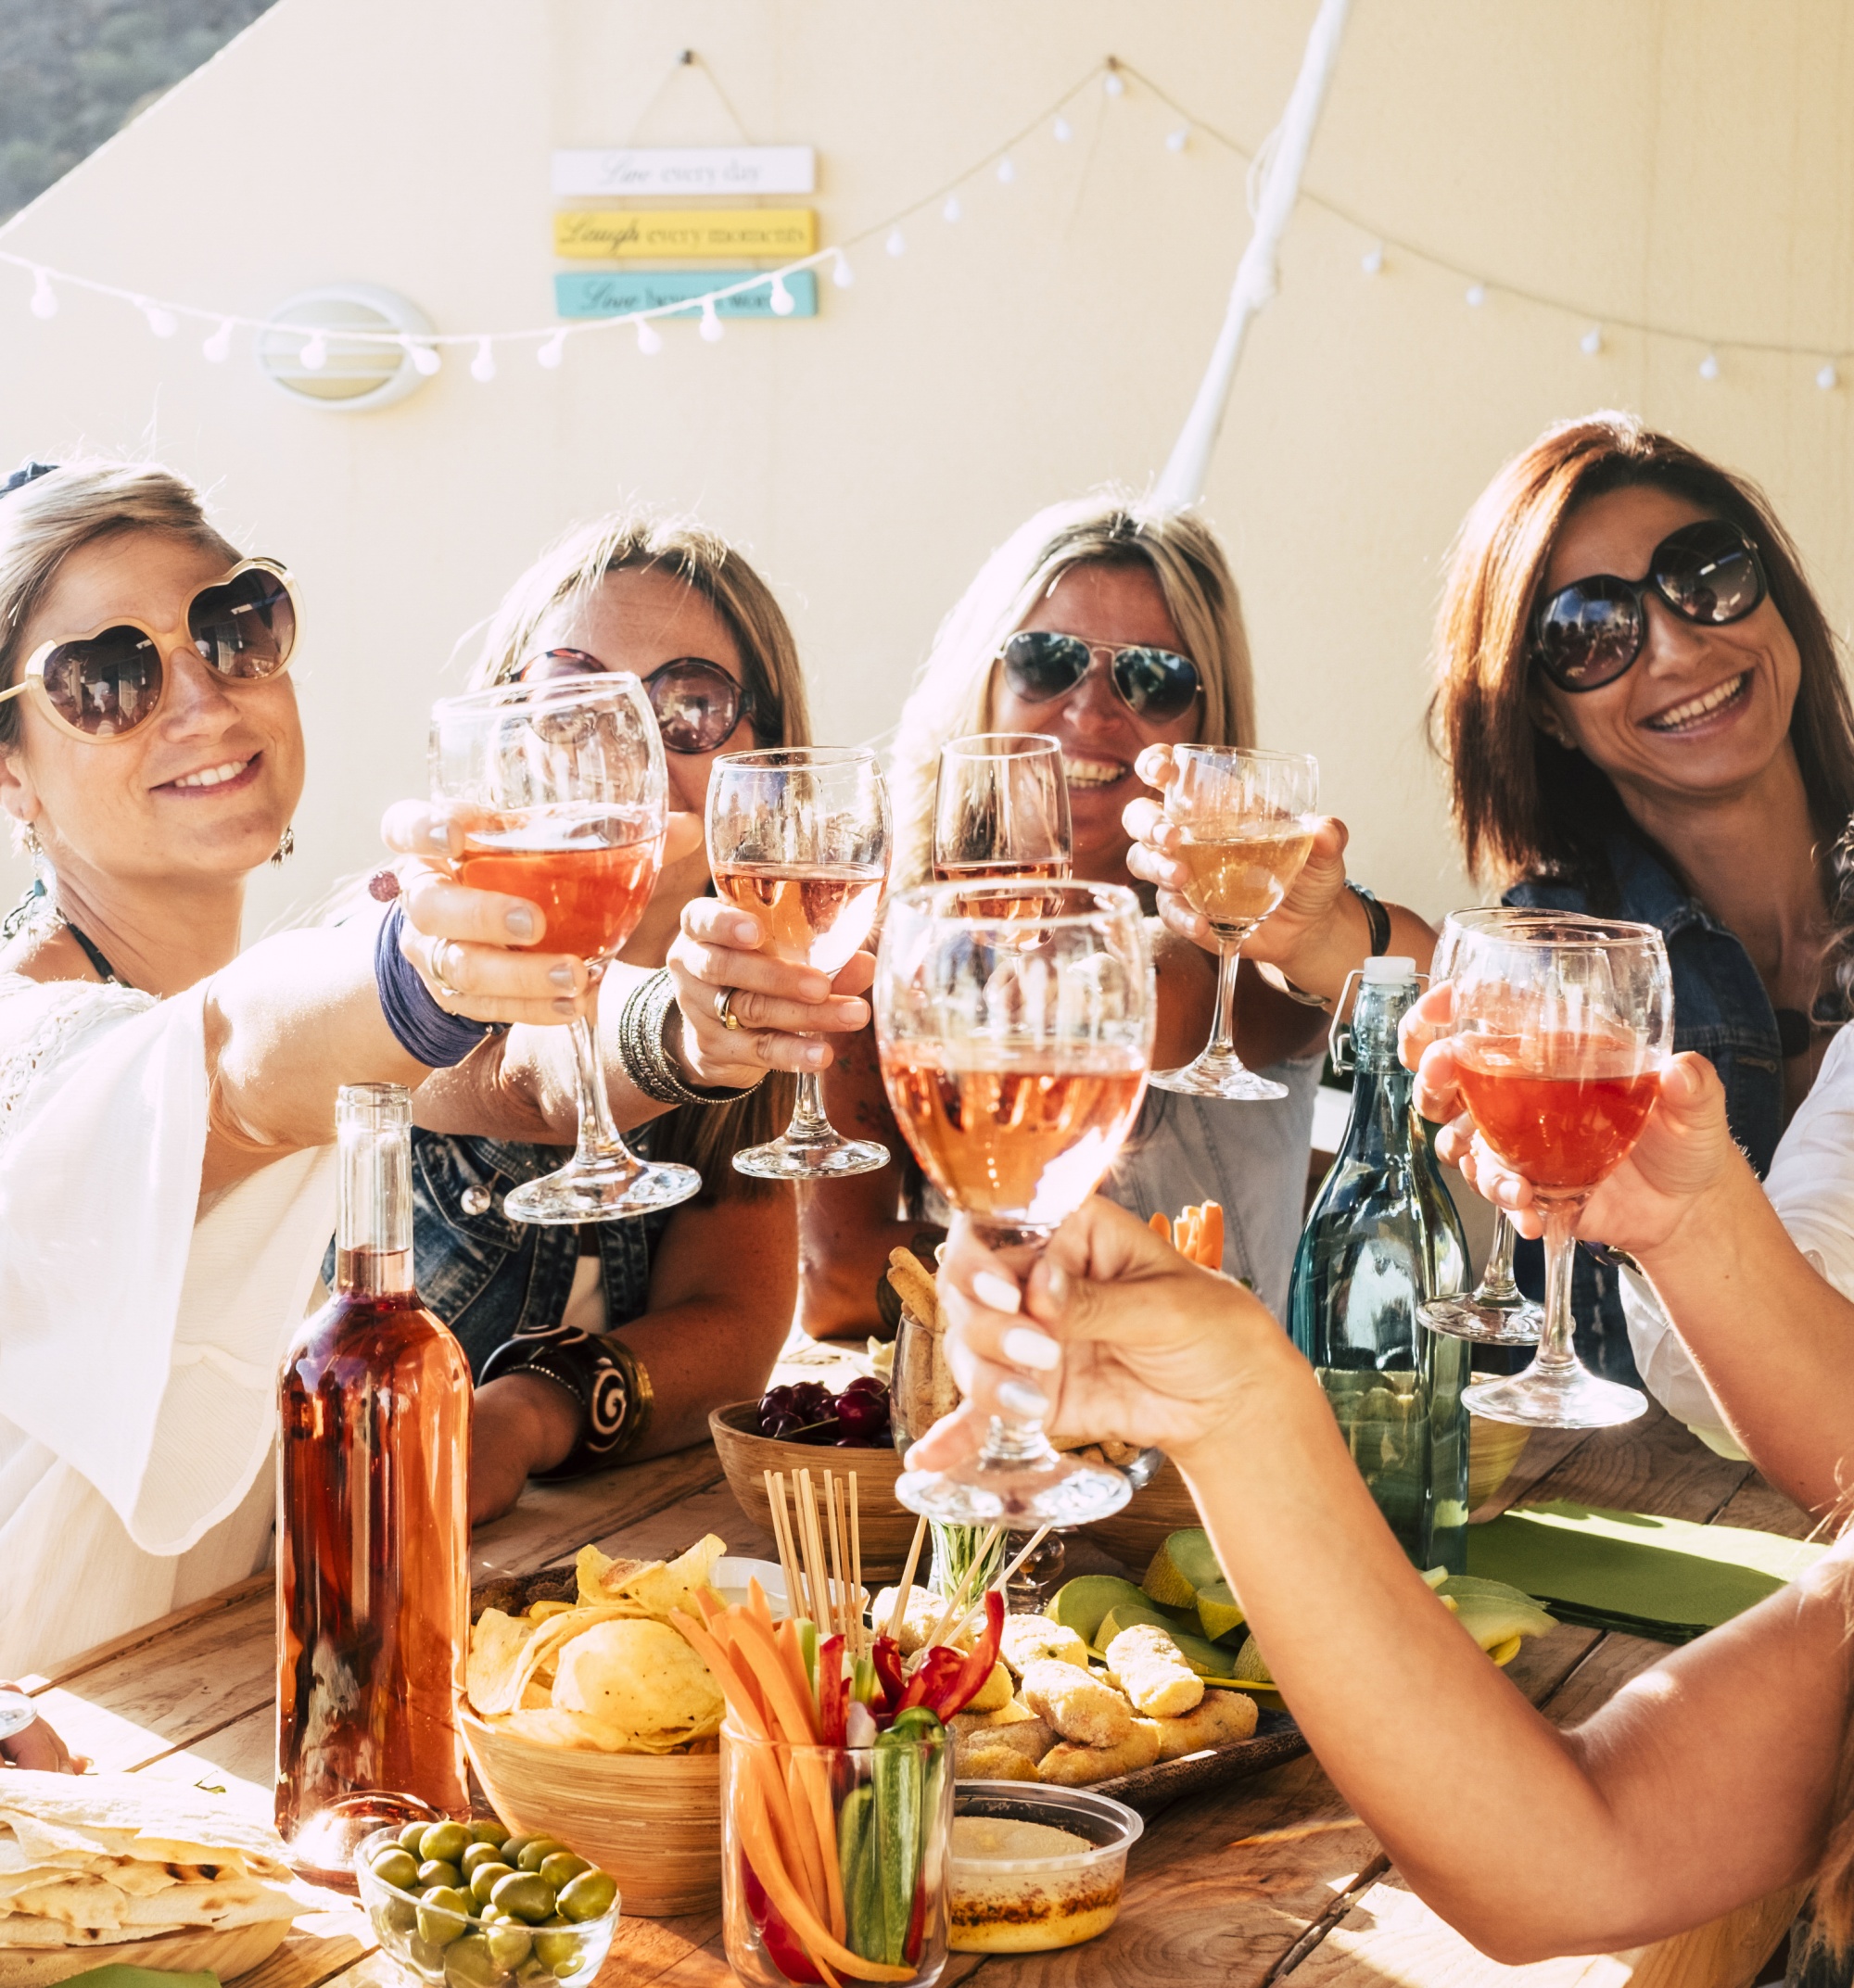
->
<box><xmin>408</xmin><ymin>341</ymin><xmax>442</xmax><ymax>376</ymax></box>
<box><xmin>28</xmin><ymin>270</ymin><xmax>56</xmax><ymax>320</ymax></box>
<box><xmin>144</xmin><ymin>303</ymin><xmax>178</xmax><ymax>338</ymax></box>
<box><xmin>1581</xmin><ymin>325</ymin><xmax>1603</xmax><ymax>356</ymax></box>
<box><xmin>538</xmin><ymin>330</ymin><xmax>566</xmax><ymax>368</ymax></box>
<box><xmin>202</xmin><ymin>319</ymin><xmax>234</xmax><ymax>363</ymax></box>
<box><xmin>1465</xmin><ymin>283</ymin><xmax>1487</xmax><ymax>309</ymax></box>
<box><xmin>700</xmin><ymin>298</ymin><xmax>724</xmax><ymax>342</ymax></box>
<box><xmin>636</xmin><ymin>317</ymin><xmax>663</xmax><ymax>355</ymax></box>
<box><xmin>1360</xmin><ymin>245</ymin><xmax>1384</xmax><ymax>275</ymax></box>
<box><xmin>769</xmin><ymin>274</ymin><xmax>795</xmax><ymax>316</ymax></box>
<box><xmin>885</xmin><ymin>226</ymin><xmax>907</xmax><ymax>257</ymax></box>
<box><xmin>298</xmin><ymin>332</ymin><xmax>328</xmax><ymax>371</ymax></box>
<box><xmin>1166</xmin><ymin>127</ymin><xmax>1189</xmax><ymax>153</ymax></box>
<box><xmin>470</xmin><ymin>337</ymin><xmax>496</xmax><ymax>382</ymax></box>
<box><xmin>942</xmin><ymin>195</ymin><xmax>961</xmax><ymax>222</ymax></box>
<box><xmin>1104</xmin><ymin>68</ymin><xmax>1125</xmax><ymax>97</ymax></box>
<box><xmin>1818</xmin><ymin>362</ymin><xmax>1838</xmax><ymax>391</ymax></box>
<box><xmin>1699</xmin><ymin>351</ymin><xmax>1721</xmax><ymax>381</ymax></box>
<box><xmin>1052</xmin><ymin>117</ymin><xmax>1073</xmax><ymax>142</ymax></box>
<box><xmin>832</xmin><ymin>251</ymin><xmax>855</xmax><ymax>288</ymax></box>
<box><xmin>997</xmin><ymin>156</ymin><xmax>1017</xmax><ymax>184</ymax></box>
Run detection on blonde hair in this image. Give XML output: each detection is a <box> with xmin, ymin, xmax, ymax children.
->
<box><xmin>0</xmin><ymin>460</ymin><xmax>237</xmax><ymax>751</ymax></box>
<box><xmin>471</xmin><ymin>504</ymin><xmax>809</xmax><ymax>1197</ymax></box>
<box><xmin>888</xmin><ymin>490</ymin><xmax>1256</xmax><ymax>888</ymax></box>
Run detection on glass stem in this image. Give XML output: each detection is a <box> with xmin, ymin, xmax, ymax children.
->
<box><xmin>977</xmin><ymin>1412</ymin><xmax>1061</xmax><ymax>1468</ymax></box>
<box><xmin>785</xmin><ymin>1067</ymin><xmax>833</xmax><ymax>1143</ymax></box>
<box><xmin>568</xmin><ymin>1002</ymin><xmax>639</xmax><ymax>1172</ymax></box>
<box><xmin>1208</xmin><ymin>939</ymin><xmax>1243</xmax><ymax>1061</ymax></box>
<box><xmin>1536</xmin><ymin>1200</ymin><xmax>1581</xmax><ymax>1373</ymax></box>
<box><xmin>1474</xmin><ymin>1210</ymin><xmax>1523</xmax><ymax>1305</ymax></box>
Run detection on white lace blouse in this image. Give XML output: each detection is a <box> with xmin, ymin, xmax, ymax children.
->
<box><xmin>0</xmin><ymin>970</ymin><xmax>336</xmax><ymax>1677</ymax></box>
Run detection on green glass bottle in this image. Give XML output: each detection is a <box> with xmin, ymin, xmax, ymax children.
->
<box><xmin>1287</xmin><ymin>958</ymin><xmax>1472</xmax><ymax>1572</ymax></box>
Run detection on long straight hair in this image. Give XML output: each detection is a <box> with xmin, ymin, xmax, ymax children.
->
<box><xmin>472</xmin><ymin>507</ymin><xmax>808</xmax><ymax>1197</ymax></box>
<box><xmin>887</xmin><ymin>490</ymin><xmax>1257</xmax><ymax>890</ymax></box>
<box><xmin>1429</xmin><ymin>412</ymin><xmax>1854</xmax><ymax>896</ymax></box>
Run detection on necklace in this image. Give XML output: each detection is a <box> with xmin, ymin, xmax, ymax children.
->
<box><xmin>0</xmin><ymin>874</ymin><xmax>131</xmax><ymax>987</ymax></box>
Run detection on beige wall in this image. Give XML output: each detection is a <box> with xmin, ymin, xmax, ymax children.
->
<box><xmin>3</xmin><ymin>0</ymin><xmax>1853</xmax><ymax>937</ymax></box>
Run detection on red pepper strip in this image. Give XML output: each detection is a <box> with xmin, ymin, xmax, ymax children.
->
<box><xmin>817</xmin><ymin>1634</ymin><xmax>847</xmax><ymax>1749</ymax></box>
<box><xmin>870</xmin><ymin>1636</ymin><xmax>907</xmax><ymax>1716</ymax></box>
<box><xmin>895</xmin><ymin>1645</ymin><xmax>964</xmax><ymax>1717</ymax></box>
<box><xmin>925</xmin><ymin>1589</ymin><xmax>1006</xmax><ymax>1720</ymax></box>
<box><xmin>904</xmin><ymin>1861</ymin><xmax>928</xmax><ymax>1966</ymax></box>
<box><xmin>744</xmin><ymin>1854</ymin><xmax>825</xmax><ymax>1985</ymax></box>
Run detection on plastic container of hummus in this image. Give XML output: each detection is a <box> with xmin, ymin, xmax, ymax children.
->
<box><xmin>947</xmin><ymin>1782</ymin><xmax>1144</xmax><ymax>1953</ymax></box>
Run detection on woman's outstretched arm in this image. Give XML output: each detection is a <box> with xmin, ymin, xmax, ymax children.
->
<box><xmin>916</xmin><ymin>1199</ymin><xmax>1850</xmax><ymax>1961</ymax></box>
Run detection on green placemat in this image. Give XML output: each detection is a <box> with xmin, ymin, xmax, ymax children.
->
<box><xmin>1467</xmin><ymin>1500</ymin><xmax>1825</xmax><ymax>1644</ymax></box>
<box><xmin>56</xmin><ymin>1970</ymin><xmax>220</xmax><ymax>1988</ymax></box>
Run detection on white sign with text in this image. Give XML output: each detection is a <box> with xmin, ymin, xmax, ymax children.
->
<box><xmin>552</xmin><ymin>146</ymin><xmax>817</xmax><ymax>196</ymax></box>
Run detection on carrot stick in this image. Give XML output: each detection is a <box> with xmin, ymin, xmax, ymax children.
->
<box><xmin>747</xmin><ymin>1576</ymin><xmax>777</xmax><ymax>1635</ymax></box>
<box><xmin>798</xmin><ymin>1747</ymin><xmax>846</xmax><ymax>1944</ymax></box>
<box><xmin>669</xmin><ymin>1610</ymin><xmax>772</xmax><ymax>1744</ymax></box>
<box><xmin>1149</xmin><ymin>1209</ymin><xmax>1172</xmax><ymax>1243</ymax></box>
<box><xmin>781</xmin><ymin>1748</ymin><xmax>829</xmax><ymax>1921</ymax></box>
<box><xmin>738</xmin><ymin>1764</ymin><xmax>912</xmax><ymax>1982</ymax></box>
<box><xmin>1200</xmin><ymin>1201</ymin><xmax>1224</xmax><ymax>1269</ymax></box>
<box><xmin>737</xmin><ymin>1609</ymin><xmax>821</xmax><ymax>1745</ymax></box>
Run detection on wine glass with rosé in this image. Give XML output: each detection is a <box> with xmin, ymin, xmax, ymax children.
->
<box><xmin>707</xmin><ymin>746</ymin><xmax>891</xmax><ymax>1178</ymax></box>
<box><xmin>933</xmin><ymin>733</ymin><xmax>1073</xmax><ymax>905</ymax></box>
<box><xmin>1150</xmin><ymin>745</ymin><xmax>1319</xmax><ymax>1101</ymax></box>
<box><xmin>878</xmin><ymin>880</ymin><xmax>1154</xmax><ymax>1525</ymax></box>
<box><xmin>431</xmin><ymin>674</ymin><xmax>699</xmax><ymax>1222</ymax></box>
<box><xmin>1448</xmin><ymin>914</ymin><xmax>1671</xmax><ymax>1428</ymax></box>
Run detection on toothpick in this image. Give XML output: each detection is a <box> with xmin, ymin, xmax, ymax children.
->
<box><xmin>798</xmin><ymin>1468</ymin><xmax>832</xmax><ymax>1633</ymax></box>
<box><xmin>766</xmin><ymin>1472</ymin><xmax>800</xmax><ymax>1621</ymax></box>
<box><xmin>848</xmin><ymin>1473</ymin><xmax>864</xmax><ymax>1656</ymax></box>
<box><xmin>928</xmin><ymin>1523</ymin><xmax>1005</xmax><ymax>1649</ymax></box>
<box><xmin>824</xmin><ymin>1470</ymin><xmax>846</xmax><ymax>1641</ymax></box>
<box><xmin>887</xmin><ymin>1515</ymin><xmax>929</xmax><ymax>1643</ymax></box>
<box><xmin>948</xmin><ymin>1525</ymin><xmax>1050</xmax><ymax>1644</ymax></box>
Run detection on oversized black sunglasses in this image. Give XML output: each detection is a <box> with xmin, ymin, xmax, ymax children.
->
<box><xmin>999</xmin><ymin>629</ymin><xmax>1202</xmax><ymax>724</ymax></box>
<box><xmin>1532</xmin><ymin>519</ymin><xmax>1768</xmax><ymax>692</ymax></box>
<box><xmin>516</xmin><ymin>647</ymin><xmax>761</xmax><ymax>753</ymax></box>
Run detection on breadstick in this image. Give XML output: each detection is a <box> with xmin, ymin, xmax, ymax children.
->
<box><xmin>885</xmin><ymin>1248</ymin><xmax>940</xmax><ymax>1330</ymax></box>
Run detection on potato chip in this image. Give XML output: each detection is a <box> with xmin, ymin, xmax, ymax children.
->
<box><xmin>464</xmin><ymin>1607</ymin><xmax>540</xmax><ymax>1716</ymax></box>
<box><xmin>552</xmin><ymin>1619</ymin><xmax>724</xmax><ymax>1741</ymax></box>
<box><xmin>576</xmin><ymin>1535</ymin><xmax>727</xmax><ymax>1620</ymax></box>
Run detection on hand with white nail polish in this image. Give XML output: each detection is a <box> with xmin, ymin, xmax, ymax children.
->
<box><xmin>906</xmin><ymin>1197</ymin><xmax>1290</xmax><ymax>1480</ymax></box>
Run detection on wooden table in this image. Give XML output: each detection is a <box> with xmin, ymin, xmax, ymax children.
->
<box><xmin>13</xmin><ymin>1404</ymin><xmax>1809</xmax><ymax>1988</ymax></box>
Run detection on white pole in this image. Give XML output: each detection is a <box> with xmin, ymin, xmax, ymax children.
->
<box><xmin>1156</xmin><ymin>0</ymin><xmax>1355</xmax><ymax>503</ymax></box>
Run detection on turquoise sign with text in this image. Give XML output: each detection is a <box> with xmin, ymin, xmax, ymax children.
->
<box><xmin>553</xmin><ymin>271</ymin><xmax>818</xmax><ymax>320</ymax></box>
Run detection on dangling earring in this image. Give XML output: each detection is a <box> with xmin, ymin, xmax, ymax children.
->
<box><xmin>271</xmin><ymin>825</ymin><xmax>295</xmax><ymax>868</ymax></box>
<box><xmin>22</xmin><ymin>824</ymin><xmax>43</xmax><ymax>859</ymax></box>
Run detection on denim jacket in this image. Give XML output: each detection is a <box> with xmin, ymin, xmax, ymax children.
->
<box><xmin>408</xmin><ymin>1127</ymin><xmax>672</xmax><ymax>1380</ymax></box>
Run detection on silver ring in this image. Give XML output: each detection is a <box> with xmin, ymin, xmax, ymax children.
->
<box><xmin>714</xmin><ymin>987</ymin><xmax>743</xmax><ymax>1032</ymax></box>
<box><xmin>432</xmin><ymin>941</ymin><xmax>465</xmax><ymax>1001</ymax></box>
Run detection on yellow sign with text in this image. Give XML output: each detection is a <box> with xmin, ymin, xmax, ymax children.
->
<box><xmin>553</xmin><ymin>209</ymin><xmax>818</xmax><ymax>260</ymax></box>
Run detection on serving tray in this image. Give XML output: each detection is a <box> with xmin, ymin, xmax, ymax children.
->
<box><xmin>1089</xmin><ymin>1708</ymin><xmax>1307</xmax><ymax>1813</ymax></box>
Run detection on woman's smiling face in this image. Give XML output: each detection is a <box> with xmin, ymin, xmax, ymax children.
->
<box><xmin>1534</xmin><ymin>485</ymin><xmax>1802</xmax><ymax>812</ymax></box>
<box><xmin>989</xmin><ymin>560</ymin><xmax>1200</xmax><ymax>882</ymax></box>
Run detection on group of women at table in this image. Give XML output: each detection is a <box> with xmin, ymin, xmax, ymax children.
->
<box><xmin>5</xmin><ymin>407</ymin><xmax>1854</xmax><ymax>1965</ymax></box>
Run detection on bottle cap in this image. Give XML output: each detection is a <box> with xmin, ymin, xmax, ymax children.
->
<box><xmin>1362</xmin><ymin>956</ymin><xmax>1416</xmax><ymax>982</ymax></box>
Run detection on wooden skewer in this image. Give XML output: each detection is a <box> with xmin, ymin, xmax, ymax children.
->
<box><xmin>848</xmin><ymin>1472</ymin><xmax>864</xmax><ymax>1656</ymax></box>
<box><xmin>798</xmin><ymin>1468</ymin><xmax>832</xmax><ymax>1634</ymax></box>
<box><xmin>947</xmin><ymin>1525</ymin><xmax>1051</xmax><ymax>1644</ymax></box>
<box><xmin>887</xmin><ymin>1515</ymin><xmax>929</xmax><ymax>1643</ymax></box>
<box><xmin>927</xmin><ymin>1523</ymin><xmax>1005</xmax><ymax>1650</ymax></box>
<box><xmin>765</xmin><ymin>1471</ymin><xmax>800</xmax><ymax>1621</ymax></box>
<box><xmin>824</xmin><ymin>1469</ymin><xmax>847</xmax><ymax>1641</ymax></box>
<box><xmin>792</xmin><ymin>1468</ymin><xmax>815</xmax><ymax>1625</ymax></box>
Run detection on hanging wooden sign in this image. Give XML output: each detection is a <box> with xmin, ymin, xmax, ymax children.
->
<box><xmin>554</xmin><ymin>271</ymin><xmax>819</xmax><ymax>320</ymax></box>
<box><xmin>552</xmin><ymin>146</ymin><xmax>817</xmax><ymax>196</ymax></box>
<box><xmin>553</xmin><ymin>209</ymin><xmax>818</xmax><ymax>260</ymax></box>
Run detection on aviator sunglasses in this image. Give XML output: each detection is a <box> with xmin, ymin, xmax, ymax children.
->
<box><xmin>0</xmin><ymin>559</ymin><xmax>299</xmax><ymax>742</ymax></box>
<box><xmin>1532</xmin><ymin>518</ymin><xmax>1768</xmax><ymax>692</ymax></box>
<box><xmin>999</xmin><ymin>629</ymin><xmax>1202</xmax><ymax>724</ymax></box>
<box><xmin>517</xmin><ymin>647</ymin><xmax>764</xmax><ymax>754</ymax></box>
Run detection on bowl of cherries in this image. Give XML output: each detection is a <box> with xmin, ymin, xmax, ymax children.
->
<box><xmin>708</xmin><ymin>1376</ymin><xmax>917</xmax><ymax>1557</ymax></box>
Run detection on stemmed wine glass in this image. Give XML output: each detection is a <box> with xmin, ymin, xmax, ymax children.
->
<box><xmin>1417</xmin><ymin>908</ymin><xmax>1565</xmax><ymax>1347</ymax></box>
<box><xmin>1448</xmin><ymin>914</ymin><xmax>1670</xmax><ymax>1427</ymax></box>
<box><xmin>878</xmin><ymin>880</ymin><xmax>1154</xmax><ymax>1524</ymax></box>
<box><xmin>431</xmin><ymin>674</ymin><xmax>700</xmax><ymax>1222</ymax></box>
<box><xmin>1151</xmin><ymin>746</ymin><xmax>1319</xmax><ymax>1101</ymax></box>
<box><xmin>0</xmin><ymin>1687</ymin><xmax>35</xmax><ymax>1742</ymax></box>
<box><xmin>933</xmin><ymin>733</ymin><xmax>1072</xmax><ymax>887</ymax></box>
<box><xmin>707</xmin><ymin>746</ymin><xmax>891</xmax><ymax>1178</ymax></box>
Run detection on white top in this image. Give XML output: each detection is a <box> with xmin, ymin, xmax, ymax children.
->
<box><xmin>1621</xmin><ymin>1019</ymin><xmax>1854</xmax><ymax>1458</ymax></box>
<box><xmin>0</xmin><ymin>972</ymin><xmax>336</xmax><ymax>1678</ymax></box>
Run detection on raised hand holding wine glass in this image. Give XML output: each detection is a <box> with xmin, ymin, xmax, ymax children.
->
<box><xmin>707</xmin><ymin>746</ymin><xmax>891</xmax><ymax>1178</ymax></box>
<box><xmin>1151</xmin><ymin>745</ymin><xmax>1319</xmax><ymax>1100</ymax></box>
<box><xmin>1448</xmin><ymin>914</ymin><xmax>1671</xmax><ymax>1428</ymax></box>
<box><xmin>878</xmin><ymin>880</ymin><xmax>1153</xmax><ymax>1525</ymax></box>
<box><xmin>430</xmin><ymin>673</ymin><xmax>699</xmax><ymax>1222</ymax></box>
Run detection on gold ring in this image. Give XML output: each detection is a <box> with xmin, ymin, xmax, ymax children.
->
<box><xmin>714</xmin><ymin>987</ymin><xmax>743</xmax><ymax>1032</ymax></box>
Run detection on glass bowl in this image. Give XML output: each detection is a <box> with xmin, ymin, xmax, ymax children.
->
<box><xmin>947</xmin><ymin>1782</ymin><xmax>1144</xmax><ymax>1953</ymax></box>
<box><xmin>355</xmin><ymin>1828</ymin><xmax>620</xmax><ymax>1988</ymax></box>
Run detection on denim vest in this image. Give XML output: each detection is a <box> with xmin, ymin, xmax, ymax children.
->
<box><xmin>407</xmin><ymin>1127</ymin><xmax>671</xmax><ymax>1381</ymax></box>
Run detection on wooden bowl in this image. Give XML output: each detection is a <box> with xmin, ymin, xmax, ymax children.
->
<box><xmin>1081</xmin><ymin>1458</ymin><xmax>1198</xmax><ymax>1573</ymax></box>
<box><xmin>0</xmin><ymin>1918</ymin><xmax>290</xmax><ymax>1987</ymax></box>
<box><xmin>708</xmin><ymin>1401</ymin><xmax>919</xmax><ymax>1568</ymax></box>
<box><xmin>1469</xmin><ymin>1413</ymin><xmax>1530</xmax><ymax>1510</ymax></box>
<box><xmin>460</xmin><ymin>1704</ymin><xmax>720</xmax><ymax>1918</ymax></box>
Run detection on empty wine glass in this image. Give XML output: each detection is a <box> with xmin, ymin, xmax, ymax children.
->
<box><xmin>933</xmin><ymin>732</ymin><xmax>1073</xmax><ymax>886</ymax></box>
<box><xmin>708</xmin><ymin>746</ymin><xmax>891</xmax><ymax>1178</ymax></box>
<box><xmin>1449</xmin><ymin>915</ymin><xmax>1670</xmax><ymax>1428</ymax></box>
<box><xmin>878</xmin><ymin>879</ymin><xmax>1154</xmax><ymax>1525</ymax></box>
<box><xmin>0</xmin><ymin>1687</ymin><xmax>36</xmax><ymax>1742</ymax></box>
<box><xmin>431</xmin><ymin>674</ymin><xmax>700</xmax><ymax>1222</ymax></box>
<box><xmin>1151</xmin><ymin>746</ymin><xmax>1319</xmax><ymax>1101</ymax></box>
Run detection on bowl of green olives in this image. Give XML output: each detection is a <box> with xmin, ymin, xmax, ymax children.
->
<box><xmin>356</xmin><ymin>1822</ymin><xmax>620</xmax><ymax>1988</ymax></box>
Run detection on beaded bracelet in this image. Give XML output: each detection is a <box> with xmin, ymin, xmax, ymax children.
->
<box><xmin>617</xmin><ymin>968</ymin><xmax>762</xmax><ymax>1108</ymax></box>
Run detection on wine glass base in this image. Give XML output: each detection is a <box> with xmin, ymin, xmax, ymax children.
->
<box><xmin>732</xmin><ymin>1135</ymin><xmax>890</xmax><ymax>1181</ymax></box>
<box><xmin>1464</xmin><ymin>1364</ymin><xmax>1647</xmax><ymax>1430</ymax></box>
<box><xmin>1149</xmin><ymin>1054</ymin><xmax>1288</xmax><ymax>1101</ymax></box>
<box><xmin>895</xmin><ymin>1457</ymin><xmax>1131</xmax><ymax>1526</ymax></box>
<box><xmin>1420</xmin><ymin>1294</ymin><xmax>1544</xmax><ymax>1346</ymax></box>
<box><xmin>503</xmin><ymin>1159</ymin><xmax>701</xmax><ymax>1225</ymax></box>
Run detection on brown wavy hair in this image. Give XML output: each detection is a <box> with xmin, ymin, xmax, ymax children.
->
<box><xmin>1429</xmin><ymin>412</ymin><xmax>1854</xmax><ymax>900</ymax></box>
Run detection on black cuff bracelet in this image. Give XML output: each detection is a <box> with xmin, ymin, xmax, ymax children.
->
<box><xmin>480</xmin><ymin>1325</ymin><xmax>654</xmax><ymax>1477</ymax></box>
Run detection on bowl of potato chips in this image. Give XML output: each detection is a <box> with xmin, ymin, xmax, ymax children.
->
<box><xmin>461</xmin><ymin>1537</ymin><xmax>731</xmax><ymax>1918</ymax></box>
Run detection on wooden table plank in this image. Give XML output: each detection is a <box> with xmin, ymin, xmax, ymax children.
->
<box><xmin>1511</xmin><ymin>1405</ymin><xmax>1752</xmax><ymax>1526</ymax></box>
<box><xmin>471</xmin><ymin>1446</ymin><xmax>729</xmax><ymax>1578</ymax></box>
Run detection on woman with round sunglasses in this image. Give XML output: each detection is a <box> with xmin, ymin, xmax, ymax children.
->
<box><xmin>746</xmin><ymin>490</ymin><xmax>1338</xmax><ymax>1340</ymax></box>
<box><xmin>391</xmin><ymin>510</ymin><xmax>856</xmax><ymax>1520</ymax></box>
<box><xmin>0</xmin><ymin>465</ymin><xmax>810</xmax><ymax>1675</ymax></box>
